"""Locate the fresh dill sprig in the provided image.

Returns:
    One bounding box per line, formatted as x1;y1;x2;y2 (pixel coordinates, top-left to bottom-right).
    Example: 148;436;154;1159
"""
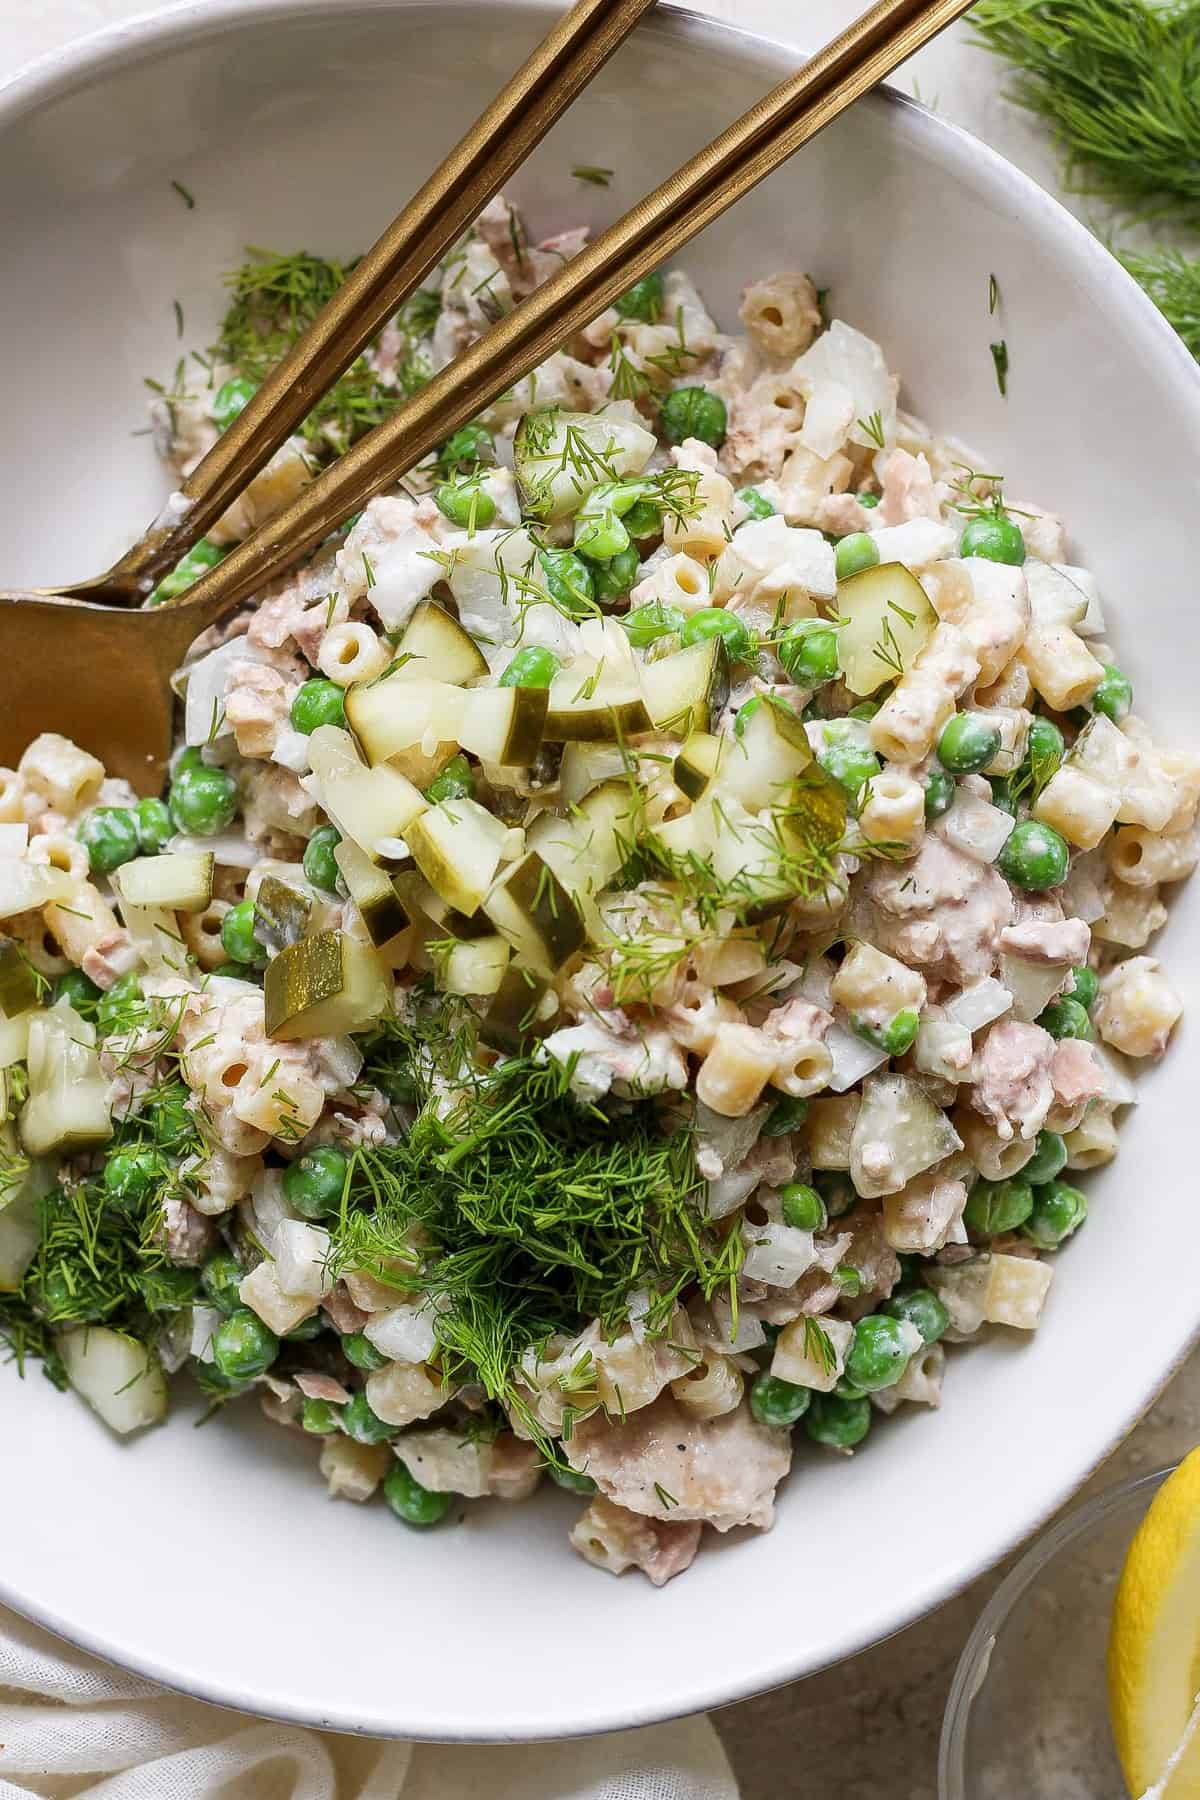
1119;247;1200;357
973;0;1200;225
327;996;737;1447
572;165;614;187
990;339;1010;397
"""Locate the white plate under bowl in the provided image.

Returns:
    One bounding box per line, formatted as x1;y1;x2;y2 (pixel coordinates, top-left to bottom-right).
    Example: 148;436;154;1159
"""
2;0;1199;1744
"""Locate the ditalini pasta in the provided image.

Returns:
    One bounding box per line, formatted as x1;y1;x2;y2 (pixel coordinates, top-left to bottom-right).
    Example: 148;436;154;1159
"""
0;195;1193;1584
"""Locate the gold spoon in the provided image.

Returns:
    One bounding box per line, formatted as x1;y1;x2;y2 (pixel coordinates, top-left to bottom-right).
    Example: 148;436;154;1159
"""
0;0;975;792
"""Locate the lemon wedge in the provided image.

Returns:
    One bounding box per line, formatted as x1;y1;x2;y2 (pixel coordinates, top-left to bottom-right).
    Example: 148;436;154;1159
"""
1109;1450;1200;1798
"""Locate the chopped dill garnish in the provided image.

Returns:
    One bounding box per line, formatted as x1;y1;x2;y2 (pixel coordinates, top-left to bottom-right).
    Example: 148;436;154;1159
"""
973;0;1200;225
990;339;1010;397
327;995;738;1448
857;409;886;449
988;272;1001;315
170;179;195;209
572;164;614;186
1119;247;1200;358
173;300;184;339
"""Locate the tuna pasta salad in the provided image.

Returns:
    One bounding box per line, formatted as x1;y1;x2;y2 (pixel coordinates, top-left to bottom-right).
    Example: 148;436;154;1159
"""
0;197;1194;1584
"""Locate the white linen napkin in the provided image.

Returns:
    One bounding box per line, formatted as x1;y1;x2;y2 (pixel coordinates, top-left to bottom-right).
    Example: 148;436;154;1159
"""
0;1604;738;1800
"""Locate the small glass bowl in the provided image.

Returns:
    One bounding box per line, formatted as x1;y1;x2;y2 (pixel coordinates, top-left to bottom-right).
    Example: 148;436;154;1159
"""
939;1466;1171;1799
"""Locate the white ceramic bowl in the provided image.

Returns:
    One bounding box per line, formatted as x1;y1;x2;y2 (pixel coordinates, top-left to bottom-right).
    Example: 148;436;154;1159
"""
3;0;1200;1744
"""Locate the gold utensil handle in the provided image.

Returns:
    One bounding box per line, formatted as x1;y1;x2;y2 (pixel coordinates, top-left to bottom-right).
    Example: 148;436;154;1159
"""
83;0;657;600
169;0;974;633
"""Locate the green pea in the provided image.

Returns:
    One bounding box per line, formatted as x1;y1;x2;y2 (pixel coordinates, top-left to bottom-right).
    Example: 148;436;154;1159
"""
134;796;172;855
615;272;665;323
779;1182;826;1232
622;601;685;648
282;1145;349;1220
883;1286;949;1345
1037;995;1092;1041
1022;1130;1068;1187
341;1391;397;1444
806;1392;871;1449
303;823;342;894
103;1145;162;1211
286;1313;325;1342
834;1265;863;1298
436;423;494;473
538;548;595;617
659;385;727;449
499;646;561;689
175;747;205;776
342;1330;388;1372
963;1177;1034;1237
738;487;776;521
815;722;881;811
681;608;754;663
761;1096;809;1137
591;545;641;603
853;1009;920;1056
988;776;1016;816
1023;1179;1087;1249
213;961;253;981
575;507;630;563
937;712;1002;775
220;898;263;969
301;1397;341;1435
778;622;839;686
623;499;663;541
813;1170;857;1220
1092;663;1133;723
1024;716;1065;782
212;1307;279;1381
834;1374;866;1400
290;677;347;736
749;1373;812;1428
138;1264;200;1312
378;1062;419;1107
997;819;1070;892
168;763;239;837
211;375;257;431
835;532;880;581
548;1463;597;1496
434;480;496;529
923;765;956;821
53;969;101;1016
959;514;1026;565
147;538;227;606
384;1459;451;1526
147;1081;195;1152
95;972;145;1037
845;1315;913;1393
1069;965;1099;1011
857;491;880;509
425;755;475;803
79;806;140;875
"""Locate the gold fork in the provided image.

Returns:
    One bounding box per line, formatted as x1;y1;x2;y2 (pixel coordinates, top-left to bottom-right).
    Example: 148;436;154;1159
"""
0;0;975;791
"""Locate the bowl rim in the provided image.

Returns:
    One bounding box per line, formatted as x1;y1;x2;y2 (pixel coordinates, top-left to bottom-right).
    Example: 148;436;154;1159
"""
3;0;1200;1743
937;1465;1174;1798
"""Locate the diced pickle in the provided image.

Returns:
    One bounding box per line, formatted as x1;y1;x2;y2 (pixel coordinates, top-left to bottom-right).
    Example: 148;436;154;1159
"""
264;930;389;1040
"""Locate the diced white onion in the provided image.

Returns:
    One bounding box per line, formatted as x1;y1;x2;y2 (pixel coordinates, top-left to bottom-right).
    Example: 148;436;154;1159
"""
179;636;269;747
272;728;312;774
740;1222;817;1287
1094;1044;1138;1108
944;978;1013;1033
708;1294;767;1353
363;1300;439;1364
694;1101;770;1177
1001;955;1069;1025
937;792;1014;864
190;1303;223;1363
869;518;957;568
705;1167;761;1220
824;1021;888;1092
1061;853;1107;925
273;1220;334;1302
168;831;259;869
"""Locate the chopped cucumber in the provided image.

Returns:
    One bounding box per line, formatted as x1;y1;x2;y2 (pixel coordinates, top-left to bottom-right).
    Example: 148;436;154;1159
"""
514;408;656;523
19;1004;112;1158
306;726;428;860
673;732;725;802
438;934;510;997
57;1327;168;1436
113;851;214;914
543;666;651;742
0;861;73;920
406;797;514;917
715;699;812;812
391;599;487;685
482;852;586;975
641;637;730;734
835;561;936;697
264;930;389;1040
479;966;549;1050
334;838;411;948
0;937;40;1015
456;685;548;766
254;875;314;951
345;674;467;767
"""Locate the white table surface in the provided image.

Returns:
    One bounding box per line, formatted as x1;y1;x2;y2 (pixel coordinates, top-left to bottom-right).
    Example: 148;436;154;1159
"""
4;4;1193;1796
